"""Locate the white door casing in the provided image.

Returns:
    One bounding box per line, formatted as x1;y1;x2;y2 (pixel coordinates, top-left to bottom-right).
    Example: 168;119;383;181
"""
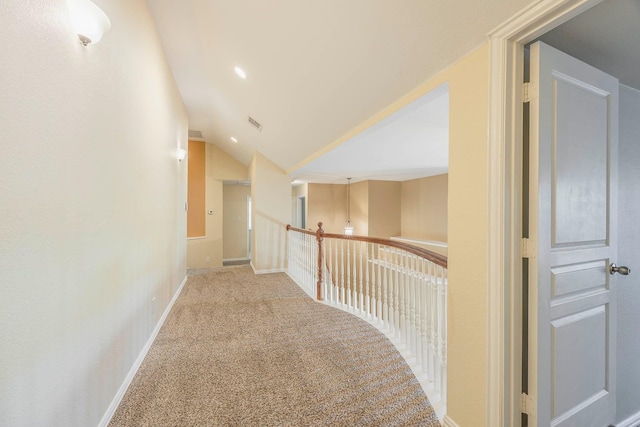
528;41;618;427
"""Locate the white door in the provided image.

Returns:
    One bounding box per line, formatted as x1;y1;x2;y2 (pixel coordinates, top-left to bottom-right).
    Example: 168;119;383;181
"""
528;41;619;427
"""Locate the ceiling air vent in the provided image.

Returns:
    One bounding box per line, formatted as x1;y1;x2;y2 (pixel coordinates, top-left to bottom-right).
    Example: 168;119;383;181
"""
248;116;262;132
188;129;203;138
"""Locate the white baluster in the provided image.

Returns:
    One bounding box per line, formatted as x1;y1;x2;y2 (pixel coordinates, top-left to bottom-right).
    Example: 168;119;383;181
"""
413;254;419;356
370;244;375;320
327;239;336;304
399;250;405;346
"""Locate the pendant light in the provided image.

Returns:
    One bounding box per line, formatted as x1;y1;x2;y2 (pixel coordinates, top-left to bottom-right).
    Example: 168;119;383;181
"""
344;178;355;235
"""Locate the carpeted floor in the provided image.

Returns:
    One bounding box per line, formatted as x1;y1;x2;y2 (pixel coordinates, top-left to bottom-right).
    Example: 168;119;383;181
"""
108;265;440;427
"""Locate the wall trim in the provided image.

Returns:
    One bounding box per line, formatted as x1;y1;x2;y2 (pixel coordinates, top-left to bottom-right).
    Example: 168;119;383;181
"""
616;410;640;427
442;415;461;427
97;274;188;427
486;34;509;427
486;0;605;426
250;261;285;275
222;257;251;262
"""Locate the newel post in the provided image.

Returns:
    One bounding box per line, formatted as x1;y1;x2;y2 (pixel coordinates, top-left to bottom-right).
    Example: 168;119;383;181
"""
316;222;324;301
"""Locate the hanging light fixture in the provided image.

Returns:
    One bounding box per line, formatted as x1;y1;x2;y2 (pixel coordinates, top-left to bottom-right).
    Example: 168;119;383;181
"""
344;178;355;235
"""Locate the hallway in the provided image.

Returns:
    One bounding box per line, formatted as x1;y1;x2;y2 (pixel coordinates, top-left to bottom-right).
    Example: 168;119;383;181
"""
108;266;439;426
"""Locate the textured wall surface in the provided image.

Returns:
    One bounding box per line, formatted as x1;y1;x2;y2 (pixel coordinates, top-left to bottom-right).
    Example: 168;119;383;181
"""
401;174;448;242
0;0;188;425
616;84;640;424
444;44;490;427
186;144;247;268
250;153;291;272
223;184;251;260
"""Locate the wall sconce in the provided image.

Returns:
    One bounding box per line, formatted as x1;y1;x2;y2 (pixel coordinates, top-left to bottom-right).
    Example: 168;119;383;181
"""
67;0;111;46
176;148;187;162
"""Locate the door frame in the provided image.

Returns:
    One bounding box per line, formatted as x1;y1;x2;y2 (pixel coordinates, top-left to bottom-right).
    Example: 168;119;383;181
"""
486;0;605;426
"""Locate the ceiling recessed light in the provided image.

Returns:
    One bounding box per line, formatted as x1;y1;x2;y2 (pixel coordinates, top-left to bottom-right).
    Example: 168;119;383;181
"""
234;66;247;79
230;136;238;143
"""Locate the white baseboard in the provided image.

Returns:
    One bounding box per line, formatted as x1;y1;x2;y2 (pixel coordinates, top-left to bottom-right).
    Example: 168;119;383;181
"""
285;271;316;299
442;415;460;427
250;261;284;275
617;410;640;427
222;257;250;262
97;274;188;427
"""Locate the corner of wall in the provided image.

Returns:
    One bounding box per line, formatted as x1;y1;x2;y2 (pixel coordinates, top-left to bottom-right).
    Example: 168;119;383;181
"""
442;415;461;427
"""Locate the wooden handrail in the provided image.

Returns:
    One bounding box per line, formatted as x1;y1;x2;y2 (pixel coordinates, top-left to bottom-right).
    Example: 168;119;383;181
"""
285;224;316;236
285;220;448;412
287;222;447;268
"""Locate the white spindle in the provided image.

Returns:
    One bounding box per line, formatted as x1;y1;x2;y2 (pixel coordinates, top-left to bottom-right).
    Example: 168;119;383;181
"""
285;226;447;416
364;241;370;316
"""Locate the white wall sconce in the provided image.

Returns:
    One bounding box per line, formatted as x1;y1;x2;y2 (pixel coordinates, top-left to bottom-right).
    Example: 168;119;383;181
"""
176;148;187;162
67;0;111;46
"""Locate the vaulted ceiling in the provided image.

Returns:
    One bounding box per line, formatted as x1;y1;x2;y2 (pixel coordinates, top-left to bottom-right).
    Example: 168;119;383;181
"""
146;0;533;178
147;0;638;183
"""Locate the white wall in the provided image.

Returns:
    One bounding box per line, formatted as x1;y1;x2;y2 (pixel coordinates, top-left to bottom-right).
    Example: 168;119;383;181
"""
616;84;640;424
0;1;188;426
250;152;290;273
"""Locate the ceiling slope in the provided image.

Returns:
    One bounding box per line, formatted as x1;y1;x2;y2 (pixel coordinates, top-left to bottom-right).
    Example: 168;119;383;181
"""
146;0;535;173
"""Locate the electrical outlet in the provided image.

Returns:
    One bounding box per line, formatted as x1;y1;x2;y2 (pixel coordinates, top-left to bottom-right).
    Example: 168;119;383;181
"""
206;256;210;262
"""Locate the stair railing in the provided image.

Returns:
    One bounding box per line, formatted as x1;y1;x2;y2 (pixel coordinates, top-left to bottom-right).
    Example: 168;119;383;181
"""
285;222;448;418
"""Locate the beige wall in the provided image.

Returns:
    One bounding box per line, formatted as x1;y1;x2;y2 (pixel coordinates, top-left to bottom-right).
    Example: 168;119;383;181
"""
401;174;448;242
444;44;489;426
307;183;347;233
0;1;188;425
292;183;307;198
350;181;369;236
291;183;308;228
223;184;251;260
307;180;402;238
187;140;206;237
187;144;247;268
306;180;370;235
299;45;491;426
250;153;291;273
368;180;401;238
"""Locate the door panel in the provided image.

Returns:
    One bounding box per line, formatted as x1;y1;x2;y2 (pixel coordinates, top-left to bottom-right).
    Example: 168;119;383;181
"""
551;260;606;298
552;306;606;417
553;76;609;246
528;41;618;427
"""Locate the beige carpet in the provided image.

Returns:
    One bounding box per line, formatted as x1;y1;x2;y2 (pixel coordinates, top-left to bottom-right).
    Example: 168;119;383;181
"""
109;265;440;427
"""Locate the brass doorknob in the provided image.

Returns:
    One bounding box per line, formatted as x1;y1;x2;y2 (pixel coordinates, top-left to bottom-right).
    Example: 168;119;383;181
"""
610;263;630;276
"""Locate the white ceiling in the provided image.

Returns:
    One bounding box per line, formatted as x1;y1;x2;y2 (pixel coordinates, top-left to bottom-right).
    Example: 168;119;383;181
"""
290;83;449;184
146;0;533;177
146;0;637;185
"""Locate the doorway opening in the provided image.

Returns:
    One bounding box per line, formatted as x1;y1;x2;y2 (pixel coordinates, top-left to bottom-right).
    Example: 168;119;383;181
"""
222;181;251;266
489;0;640;425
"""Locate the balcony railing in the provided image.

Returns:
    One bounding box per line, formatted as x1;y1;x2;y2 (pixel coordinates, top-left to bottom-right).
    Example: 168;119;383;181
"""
285;222;448;419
